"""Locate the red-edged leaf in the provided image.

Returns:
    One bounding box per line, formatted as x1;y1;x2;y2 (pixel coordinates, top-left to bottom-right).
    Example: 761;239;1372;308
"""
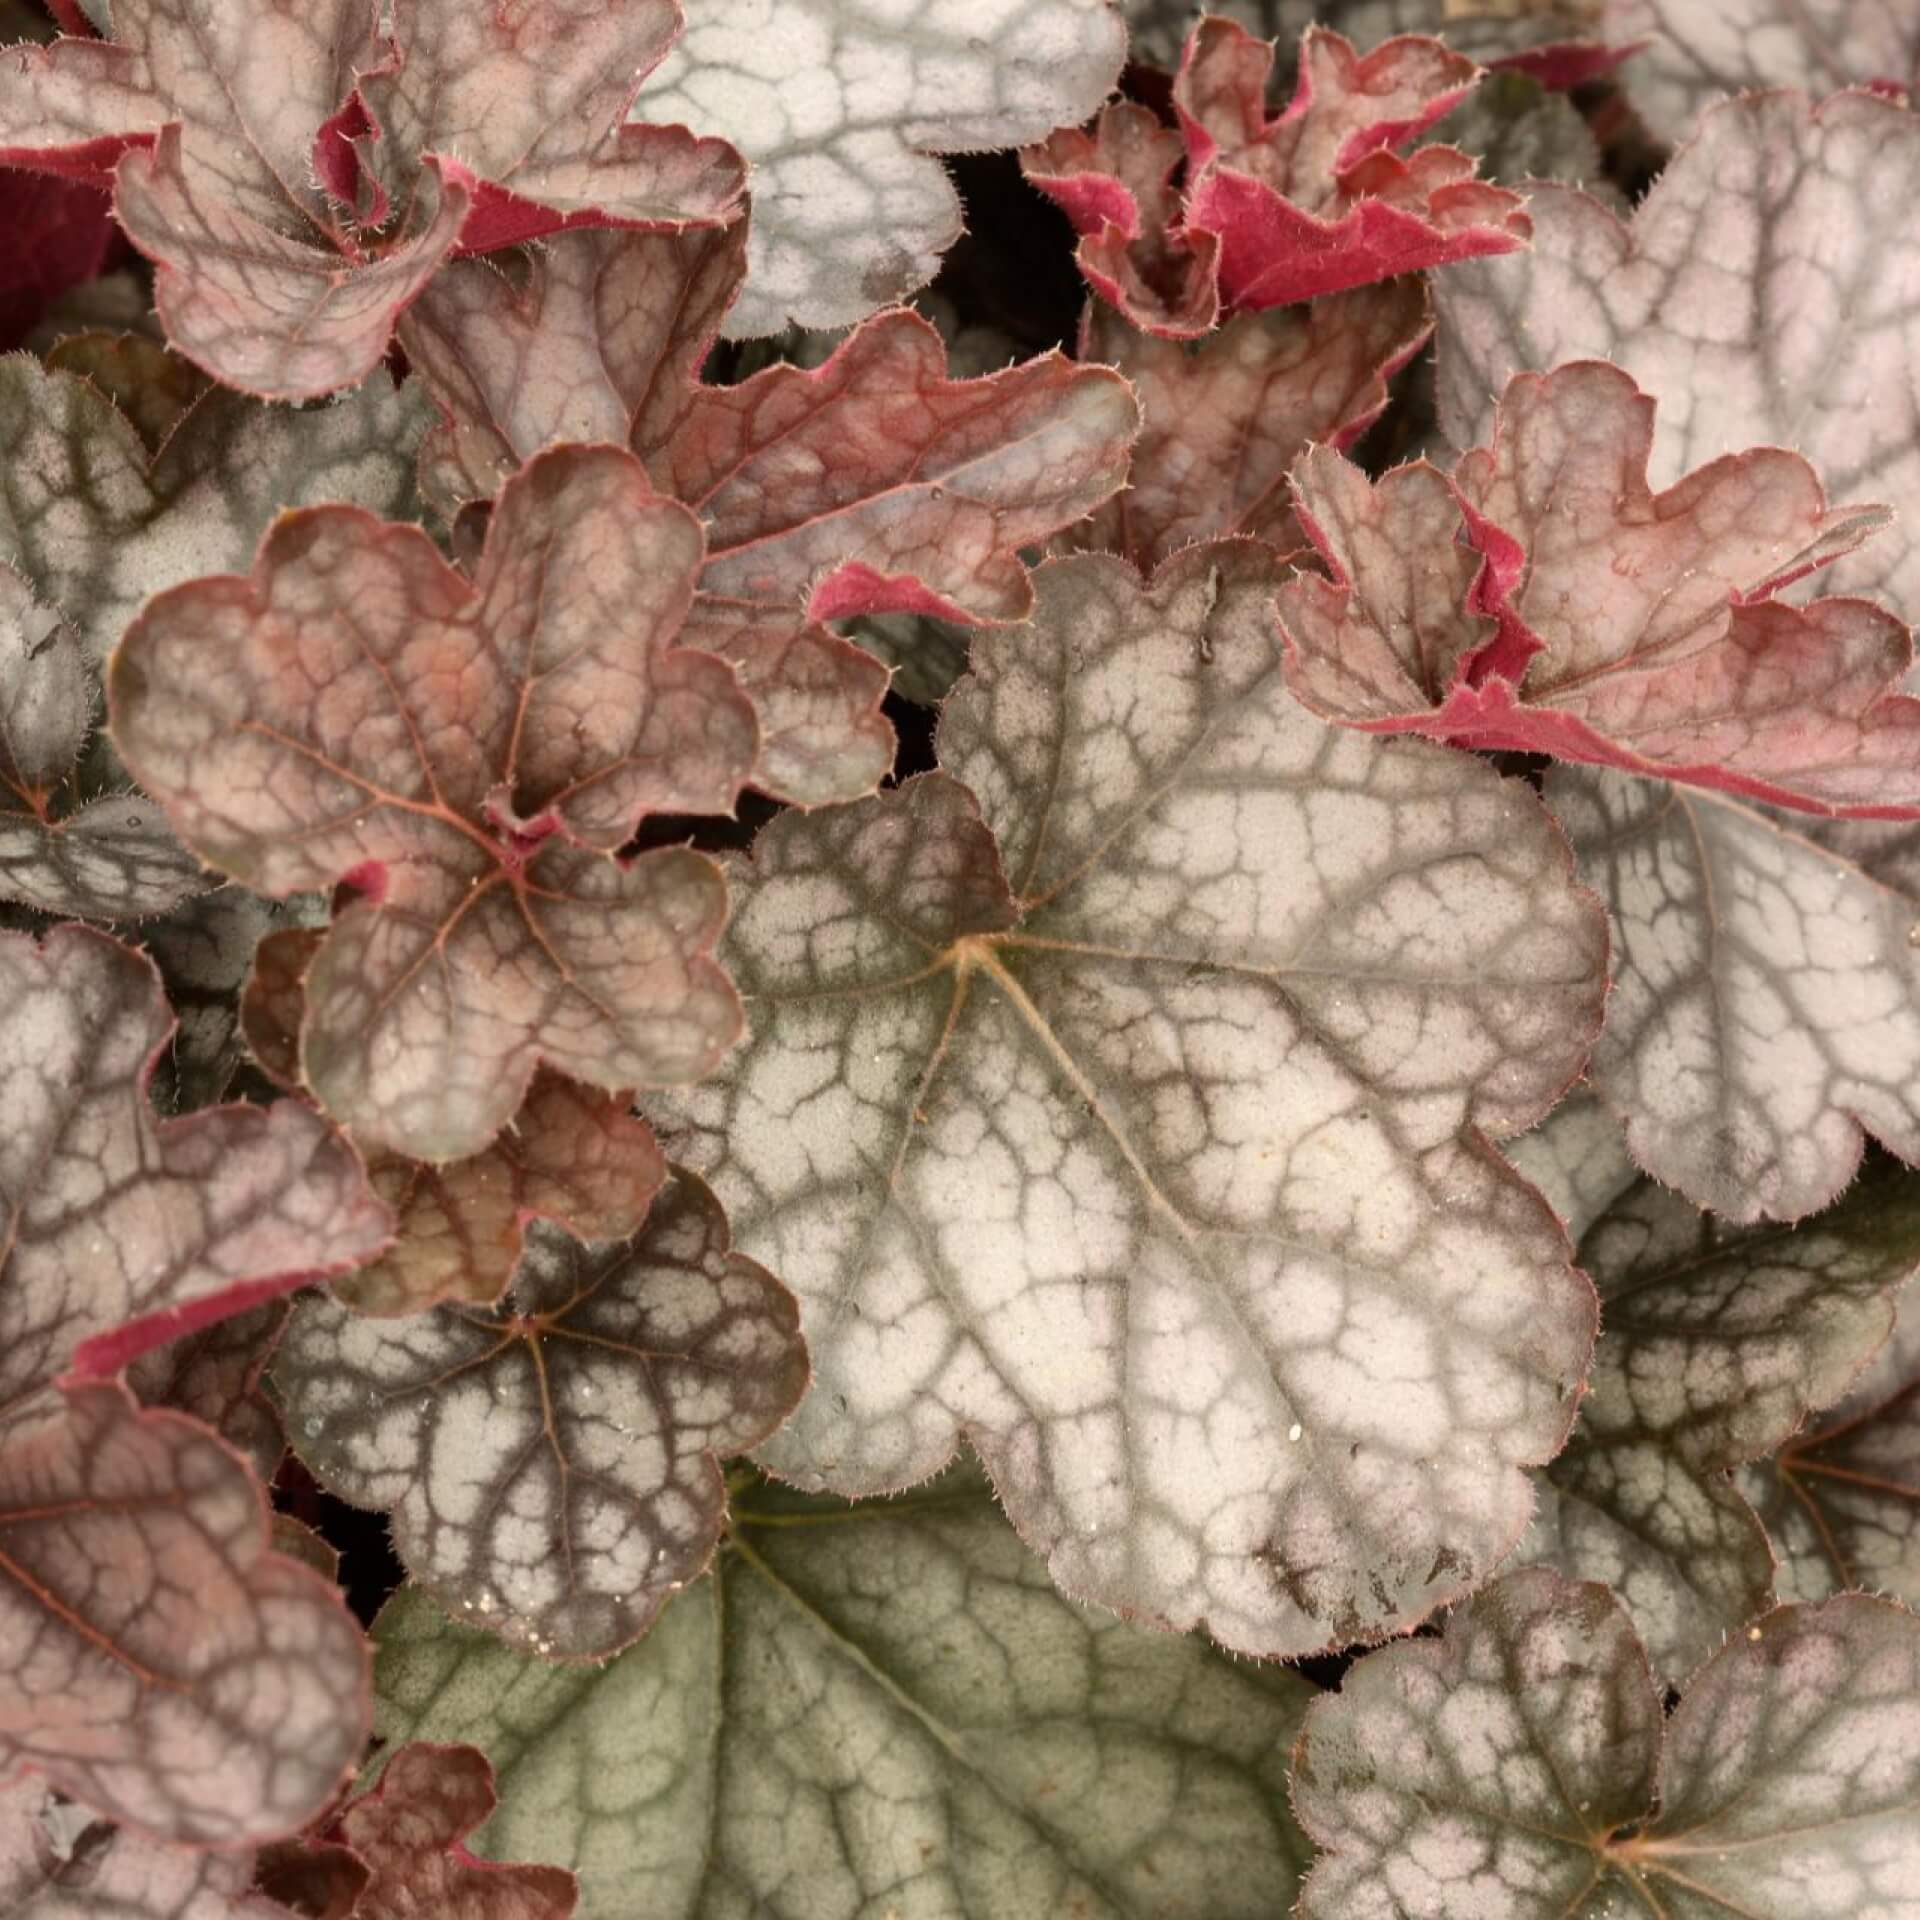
0;1382;371;1846
0;1;744;398
0;922;390;1401
0;167;117;350
274;1170;807;1660
1070;277;1430;572
1279;361;1920;818
1175;18;1530;311
399;224;1140;804
110;443;755;1163
127;1300;289;1481
244;924;668;1315
337;1745;575;1918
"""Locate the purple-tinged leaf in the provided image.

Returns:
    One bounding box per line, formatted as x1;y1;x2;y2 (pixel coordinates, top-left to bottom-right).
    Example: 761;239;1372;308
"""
0;0;745;396
0;1382;372;1845
0;567;204;920
1069;277;1430;572
1607;0;1920;142
1175;19;1532;312
1434;90;1920;616
275;1171;806;1661
654;542;1607;1656
332;1745;576;1919
0;168;117;351
111;443;756;1164
126;1299;289;1482
370;1466;1319;1917
1548;770;1920;1221
400;226;1139;803
1;1773;299;1918
1517;1164;1920;1678
0;922;390;1408
628;0;1126;337
0;355;431;666
1295;1574;1920;1920
242;927;667;1316
1280;361;1920;817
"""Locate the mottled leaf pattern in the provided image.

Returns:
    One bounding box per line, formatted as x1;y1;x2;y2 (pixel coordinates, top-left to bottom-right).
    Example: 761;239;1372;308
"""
1295;1573;1920;1920
243;927;666;1316
1548;769;1920;1220
1069;278;1430;573
0;0;744;396
1518;1167;1920;1678
0;1384;372;1846
275;1171;805;1659
628;0;1126;336
337;1744;577;1920
401;224;1139;803
1280;361;1920;816
372;1467;1318;1919
125;1299;288;1481
656;542;1606;1655
1435;91;1920;615
0;922;390;1404
111;443;755;1162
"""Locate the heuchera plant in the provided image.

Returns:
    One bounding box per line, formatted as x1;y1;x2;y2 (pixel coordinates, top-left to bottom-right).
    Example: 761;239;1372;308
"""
3;2;1919;1915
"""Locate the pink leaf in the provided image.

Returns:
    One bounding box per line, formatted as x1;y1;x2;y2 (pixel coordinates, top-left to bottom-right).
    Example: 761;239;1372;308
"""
1278;361;1920;817
0;922;390;1400
110;443;757;1163
337;1745;576;1918
0;167;118;350
0;1;745;398
0;1383;371;1846
399;225;1140;804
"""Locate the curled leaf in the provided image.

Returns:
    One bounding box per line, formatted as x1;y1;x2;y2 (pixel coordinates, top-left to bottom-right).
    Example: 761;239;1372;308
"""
656;542;1606;1655
111;443;756;1163
275;1170;806;1660
1280;361;1920;817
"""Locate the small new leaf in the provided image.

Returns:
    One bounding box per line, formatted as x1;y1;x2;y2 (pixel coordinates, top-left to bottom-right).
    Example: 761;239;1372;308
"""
111;443;757;1163
274;1171;806;1660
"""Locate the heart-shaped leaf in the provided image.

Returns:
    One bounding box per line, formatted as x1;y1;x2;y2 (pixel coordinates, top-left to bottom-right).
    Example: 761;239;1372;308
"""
399;224;1140;804
628;0;1125;337
0;1382;372;1846
1434;90;1920;615
0;0;745;396
333;1744;577;1920
1517;1163;1920;1678
1294;1571;1920;1919
1066;277;1430;573
1547;769;1920;1220
1280;360;1920;817
111;442;757;1164
273;1171;806;1660
654;541;1607;1655
0;921;390;1404
371;1466;1319;1918
242;926;666;1316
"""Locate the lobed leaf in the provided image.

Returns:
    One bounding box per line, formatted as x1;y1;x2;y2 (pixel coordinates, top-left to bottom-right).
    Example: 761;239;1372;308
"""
371;1467;1318;1918
628;0;1126;337
1280;360;1920;817
273;1171;807;1661
0;1383;372;1846
1294;1572;1920;1920
243;927;666;1316
1517;1165;1920;1678
401;225;1139;804
1069;277;1430;573
655;542;1607;1655
1548;770;1920;1220
334;1744;577;1920
1606;0;1920;142
111;442;756;1163
0;921;390;1407
0;0;745;396
1434;90;1920;616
